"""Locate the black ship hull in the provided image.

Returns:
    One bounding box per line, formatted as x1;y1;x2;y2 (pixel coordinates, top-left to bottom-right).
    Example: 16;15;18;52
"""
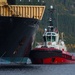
0;16;39;63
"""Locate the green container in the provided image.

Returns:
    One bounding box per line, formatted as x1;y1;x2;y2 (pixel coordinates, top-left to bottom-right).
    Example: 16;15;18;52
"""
16;0;25;5
7;0;43;5
7;0;25;5
7;0;16;5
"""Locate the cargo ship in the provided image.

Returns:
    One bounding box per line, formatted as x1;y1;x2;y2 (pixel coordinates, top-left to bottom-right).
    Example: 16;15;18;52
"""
29;5;75;64
0;0;45;64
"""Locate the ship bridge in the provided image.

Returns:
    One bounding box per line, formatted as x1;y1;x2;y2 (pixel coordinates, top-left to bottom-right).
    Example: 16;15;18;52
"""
0;0;45;20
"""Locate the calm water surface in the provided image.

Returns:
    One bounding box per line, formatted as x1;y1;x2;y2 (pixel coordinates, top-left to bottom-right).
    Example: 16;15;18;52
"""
0;64;75;75
0;53;75;75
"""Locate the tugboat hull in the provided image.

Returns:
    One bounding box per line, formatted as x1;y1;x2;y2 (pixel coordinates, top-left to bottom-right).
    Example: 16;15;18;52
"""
30;48;75;64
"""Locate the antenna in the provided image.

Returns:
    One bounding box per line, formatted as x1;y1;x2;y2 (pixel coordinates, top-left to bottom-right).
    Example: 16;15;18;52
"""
49;5;54;23
47;5;55;32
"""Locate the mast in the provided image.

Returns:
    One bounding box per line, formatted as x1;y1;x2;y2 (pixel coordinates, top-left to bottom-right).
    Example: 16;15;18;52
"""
43;5;55;47
48;5;54;32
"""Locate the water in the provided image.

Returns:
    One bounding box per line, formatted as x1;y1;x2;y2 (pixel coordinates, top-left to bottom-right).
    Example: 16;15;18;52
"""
0;64;75;75
0;53;75;75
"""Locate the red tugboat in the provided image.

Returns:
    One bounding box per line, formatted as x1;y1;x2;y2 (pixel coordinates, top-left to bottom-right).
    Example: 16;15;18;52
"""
29;5;75;64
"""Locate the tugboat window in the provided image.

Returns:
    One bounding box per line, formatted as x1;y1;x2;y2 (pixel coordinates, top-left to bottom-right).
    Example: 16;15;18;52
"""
47;36;56;42
47;36;51;41
52;36;56;42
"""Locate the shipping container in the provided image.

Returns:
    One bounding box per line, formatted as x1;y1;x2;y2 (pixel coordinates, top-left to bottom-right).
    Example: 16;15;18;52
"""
7;0;44;5
0;5;45;20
